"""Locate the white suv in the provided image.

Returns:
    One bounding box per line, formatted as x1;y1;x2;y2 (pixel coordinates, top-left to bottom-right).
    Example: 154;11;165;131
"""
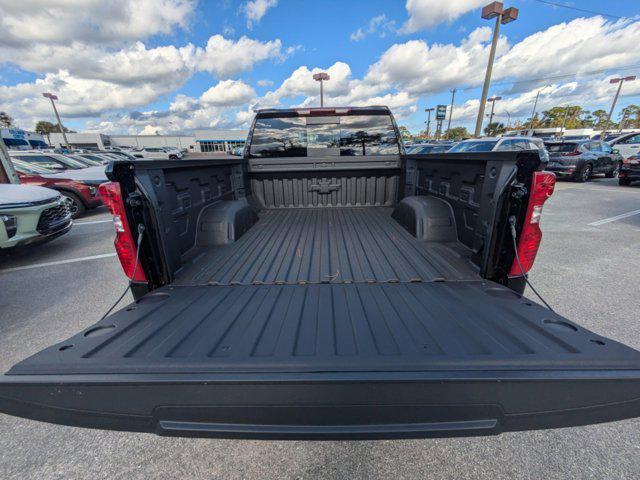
130;147;183;160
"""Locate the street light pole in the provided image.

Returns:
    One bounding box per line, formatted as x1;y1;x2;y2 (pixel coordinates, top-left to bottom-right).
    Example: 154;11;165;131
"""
425;108;434;138
604;76;636;137
42;92;70;148
313;72;330;107
487;96;501;133
447;88;457;134
474;2;518;137
528;86;548;130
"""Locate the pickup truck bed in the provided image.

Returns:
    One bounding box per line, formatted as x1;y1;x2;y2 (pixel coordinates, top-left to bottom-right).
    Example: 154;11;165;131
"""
2;108;640;440
176;207;478;285
9;279;637;376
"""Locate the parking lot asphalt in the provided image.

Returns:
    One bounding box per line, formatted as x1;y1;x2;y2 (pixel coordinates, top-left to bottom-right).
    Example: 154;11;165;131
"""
0;178;639;480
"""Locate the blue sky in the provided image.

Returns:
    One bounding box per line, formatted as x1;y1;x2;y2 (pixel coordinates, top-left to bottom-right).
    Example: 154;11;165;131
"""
1;0;639;134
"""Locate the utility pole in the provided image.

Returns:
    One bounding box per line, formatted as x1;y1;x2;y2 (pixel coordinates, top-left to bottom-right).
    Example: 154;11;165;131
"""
313;72;330;107
42;92;70;148
447;88;457;134
474;2;518;137
604;76;636;137
487;96;501;133
425;108;434;139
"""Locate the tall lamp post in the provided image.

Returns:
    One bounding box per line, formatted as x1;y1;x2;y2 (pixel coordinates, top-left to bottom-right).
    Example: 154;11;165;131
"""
603;76;636;137
528;85;548;130
473;2;518;137
42;92;70;148
425;108;434;138
486;96;502;132
313;72;330;107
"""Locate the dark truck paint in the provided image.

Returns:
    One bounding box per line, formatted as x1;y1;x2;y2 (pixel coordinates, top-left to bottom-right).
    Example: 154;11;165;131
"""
2;106;640;440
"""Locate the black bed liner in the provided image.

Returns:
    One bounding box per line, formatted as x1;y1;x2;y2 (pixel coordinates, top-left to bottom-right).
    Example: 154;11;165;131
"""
4;280;640;439
9;280;640;376
177;207;478;285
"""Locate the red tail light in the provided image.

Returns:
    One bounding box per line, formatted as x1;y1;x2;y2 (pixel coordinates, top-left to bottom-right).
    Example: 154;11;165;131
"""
509;171;556;276
98;182;147;282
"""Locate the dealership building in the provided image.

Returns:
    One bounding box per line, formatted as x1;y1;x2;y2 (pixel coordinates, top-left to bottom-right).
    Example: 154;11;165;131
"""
47;129;248;153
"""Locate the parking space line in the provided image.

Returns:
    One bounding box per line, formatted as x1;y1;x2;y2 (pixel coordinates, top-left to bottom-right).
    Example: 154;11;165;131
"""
0;253;117;274
588;209;640;226
74;219;112;225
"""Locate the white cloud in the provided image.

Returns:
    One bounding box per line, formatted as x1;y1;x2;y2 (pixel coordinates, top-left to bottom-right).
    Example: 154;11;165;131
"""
494;17;640;82
365;16;640;100
350;29;366;42
350;14;396;42
257;79;274;87
200;80;256;106
0;0;291;129
195;35;287;78
255;61;414;113
365;27;502;95
400;0;485;33
139;124;164;135
449;78;640;127
0;0;195;45
0;33;288;128
243;0;278;29
0;71;180;123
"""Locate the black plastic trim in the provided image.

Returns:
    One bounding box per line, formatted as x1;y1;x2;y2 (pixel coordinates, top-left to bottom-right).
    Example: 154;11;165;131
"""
1;370;640;439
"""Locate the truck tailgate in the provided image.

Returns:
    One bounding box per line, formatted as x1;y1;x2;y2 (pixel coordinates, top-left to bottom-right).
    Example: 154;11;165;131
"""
2;280;640;439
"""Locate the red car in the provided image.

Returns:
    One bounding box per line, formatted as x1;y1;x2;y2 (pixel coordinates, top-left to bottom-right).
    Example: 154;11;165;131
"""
12;159;102;218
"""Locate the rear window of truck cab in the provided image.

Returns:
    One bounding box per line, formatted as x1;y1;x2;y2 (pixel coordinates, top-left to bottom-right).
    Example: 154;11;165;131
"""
248;112;400;157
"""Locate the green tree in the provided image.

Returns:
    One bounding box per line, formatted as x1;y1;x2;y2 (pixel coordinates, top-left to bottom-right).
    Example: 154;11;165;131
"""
590;109;610;130
484;122;506;136
34;120;74;134
398;125;413;141
0;111;14;128
444;126;470;140
619;104;640;129
35;120;58;144
540;106;591;129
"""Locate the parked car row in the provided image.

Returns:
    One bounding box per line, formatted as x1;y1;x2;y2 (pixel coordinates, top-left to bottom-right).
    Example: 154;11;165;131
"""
406;135;636;186
8;151;108;219
101;145;186;160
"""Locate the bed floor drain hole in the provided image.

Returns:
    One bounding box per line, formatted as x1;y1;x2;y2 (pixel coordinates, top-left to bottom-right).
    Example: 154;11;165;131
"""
59;345;74;351
543;319;578;332
84;325;117;337
590;339;606;345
